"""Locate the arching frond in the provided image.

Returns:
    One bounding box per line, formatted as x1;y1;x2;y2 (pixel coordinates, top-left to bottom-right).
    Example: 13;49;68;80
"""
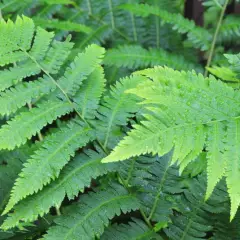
104;45;201;71
3;120;94;214
43;184;140;240
103;66;240;219
120;3;211;51
1;149;116;229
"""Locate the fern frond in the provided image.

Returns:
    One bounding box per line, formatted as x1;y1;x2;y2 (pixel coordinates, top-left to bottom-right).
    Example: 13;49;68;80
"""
3;120;94;215
33;18;93;34
207;66;238;82
101;218;163;240
120;3;211;51
43;184;140;240
164;175;229;239
103;66;240;219
119;153;184;223
41;40;74;74
104;45;200;71
57;44;105;96
212;211;240;240
0;63;41;91
0;148;31;212
96;74;146;149
74;66;106;119
1;149;116;229
0;16;34;58
30;27;54;61
0;98;73;150
219;15;240;43
0;77;55;116
224;119;240;220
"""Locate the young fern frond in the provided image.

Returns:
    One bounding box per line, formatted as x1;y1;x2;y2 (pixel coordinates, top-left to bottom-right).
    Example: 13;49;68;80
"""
104;45;201;71
2;149;116;230
103;66;240;219
43;184;140;240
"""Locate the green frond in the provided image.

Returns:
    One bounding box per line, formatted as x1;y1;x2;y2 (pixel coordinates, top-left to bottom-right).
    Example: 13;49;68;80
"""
30;27;54;61
219;15;240;43
164;175;229;239
104;45;200;71
0;16;34;56
205;122;226;199
3;120;94;215
103;66;240;219
74;24;110;50
74;66;106;119
212;211;240;239
0;63;41;91
43;184;140;240
119;153;184;223
0;77;55;116
101;218;163;240
33;18;93;34
207;66;238;82
120;3;211;51
41;40;74;74
0;98;73;150
0;147;32;212
1;149;116;229
224;53;240;75
40;0;75;5
58;44;105;96
96;74;146;149
224;119;240;220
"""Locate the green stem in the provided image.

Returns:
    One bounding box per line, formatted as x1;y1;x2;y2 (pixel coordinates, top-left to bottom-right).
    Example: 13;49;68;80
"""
56;205;61;216
204;0;229;77
117;173;152;228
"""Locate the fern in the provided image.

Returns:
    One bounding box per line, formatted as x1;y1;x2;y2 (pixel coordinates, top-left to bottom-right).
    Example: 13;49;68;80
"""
1;3;240;239
104;45;201;71
164;175;229;239
3;120;95;214
101;218;163;240
1;149;116;229
120;3;212;51
43;184;140;240
104;66;240;219
96;74;146;149
33;18;93;34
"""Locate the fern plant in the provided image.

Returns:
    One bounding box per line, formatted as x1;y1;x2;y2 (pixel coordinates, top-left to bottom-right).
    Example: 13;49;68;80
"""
1;1;240;239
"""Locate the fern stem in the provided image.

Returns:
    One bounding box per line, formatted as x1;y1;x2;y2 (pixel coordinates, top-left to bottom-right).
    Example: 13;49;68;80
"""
108;0;115;29
27;103;43;141
117;172;152;229
56;206;61;216
128;0;137;42
204;0;229;77
147;159;171;221
86;0;92;15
